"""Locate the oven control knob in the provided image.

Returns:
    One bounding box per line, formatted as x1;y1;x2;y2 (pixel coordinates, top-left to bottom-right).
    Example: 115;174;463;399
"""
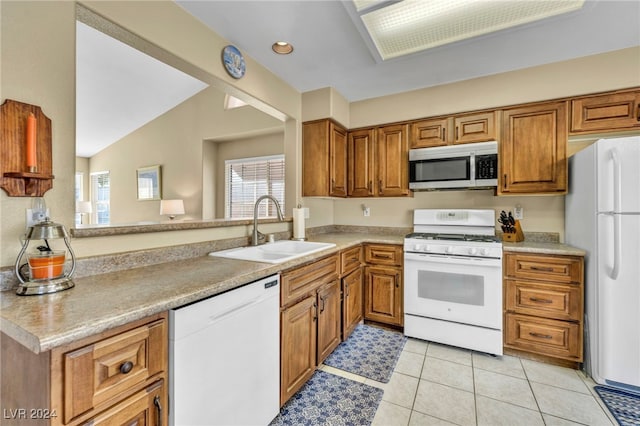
480;248;490;256
414;244;423;251
445;246;454;254
468;248;478;255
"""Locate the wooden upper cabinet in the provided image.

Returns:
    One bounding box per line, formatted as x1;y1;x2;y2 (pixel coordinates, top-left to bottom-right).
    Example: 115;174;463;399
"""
454;111;498;144
410;117;452;148
377;124;410;197
570;90;640;133
499;101;568;195
302;119;347;197
348;128;376;196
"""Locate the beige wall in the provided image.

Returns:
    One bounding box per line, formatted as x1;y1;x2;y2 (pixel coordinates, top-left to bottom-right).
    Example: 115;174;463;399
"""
87;86;283;224
1;1;76;268
213;132;285;218
0;1;300;268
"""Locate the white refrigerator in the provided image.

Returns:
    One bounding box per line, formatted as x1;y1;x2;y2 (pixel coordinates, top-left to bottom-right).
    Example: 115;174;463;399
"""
565;135;640;391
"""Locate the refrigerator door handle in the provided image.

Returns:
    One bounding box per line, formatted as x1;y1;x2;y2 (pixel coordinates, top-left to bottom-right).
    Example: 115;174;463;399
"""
609;148;622;279
612;213;621;279
601;211;622;280
610;148;622;213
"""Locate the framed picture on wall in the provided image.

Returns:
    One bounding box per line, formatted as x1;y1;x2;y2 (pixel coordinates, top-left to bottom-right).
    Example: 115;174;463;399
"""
136;165;162;200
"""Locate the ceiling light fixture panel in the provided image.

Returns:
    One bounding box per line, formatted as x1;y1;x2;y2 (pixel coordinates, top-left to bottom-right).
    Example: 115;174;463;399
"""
360;0;585;60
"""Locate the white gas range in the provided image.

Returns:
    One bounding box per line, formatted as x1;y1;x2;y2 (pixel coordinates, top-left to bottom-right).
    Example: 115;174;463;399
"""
404;209;503;355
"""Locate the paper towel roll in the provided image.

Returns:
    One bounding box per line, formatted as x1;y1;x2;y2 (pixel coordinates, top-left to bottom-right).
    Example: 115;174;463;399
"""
292;208;306;240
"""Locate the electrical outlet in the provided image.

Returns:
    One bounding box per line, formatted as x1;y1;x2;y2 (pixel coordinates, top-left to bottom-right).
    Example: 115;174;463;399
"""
302;207;310;219
514;206;524;220
363;207;371;217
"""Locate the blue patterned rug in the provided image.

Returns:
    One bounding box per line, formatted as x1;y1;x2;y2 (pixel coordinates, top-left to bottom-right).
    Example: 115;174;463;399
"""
323;324;407;383
270;370;383;425
594;385;640;426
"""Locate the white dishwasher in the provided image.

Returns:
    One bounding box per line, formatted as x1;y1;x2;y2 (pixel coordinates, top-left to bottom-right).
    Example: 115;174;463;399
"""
169;274;280;426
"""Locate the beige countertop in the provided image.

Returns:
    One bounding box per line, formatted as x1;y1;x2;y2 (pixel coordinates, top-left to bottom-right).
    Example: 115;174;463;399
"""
0;232;583;354
0;233;402;354
502;241;586;256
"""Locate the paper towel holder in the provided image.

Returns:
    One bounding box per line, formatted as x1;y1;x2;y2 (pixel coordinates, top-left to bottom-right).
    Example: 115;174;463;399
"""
291;205;307;241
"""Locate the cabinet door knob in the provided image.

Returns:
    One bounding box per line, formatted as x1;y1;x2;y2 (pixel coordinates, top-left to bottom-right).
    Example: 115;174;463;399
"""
120;361;134;374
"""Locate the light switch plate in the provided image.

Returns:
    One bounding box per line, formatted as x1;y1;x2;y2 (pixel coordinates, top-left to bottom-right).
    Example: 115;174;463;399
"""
302;207;309;219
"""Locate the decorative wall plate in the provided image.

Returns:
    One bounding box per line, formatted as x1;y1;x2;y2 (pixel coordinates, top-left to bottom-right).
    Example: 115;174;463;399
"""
222;45;246;79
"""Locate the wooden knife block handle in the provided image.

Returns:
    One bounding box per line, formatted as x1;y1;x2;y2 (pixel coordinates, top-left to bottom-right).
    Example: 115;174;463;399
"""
502;220;525;242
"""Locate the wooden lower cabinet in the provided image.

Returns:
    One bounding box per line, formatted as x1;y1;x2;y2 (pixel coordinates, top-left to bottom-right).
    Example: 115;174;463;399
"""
0;312;168;426
317;279;342;364
280;295;317;405
364;266;403;327
89;379;165;426
503;252;584;367
280;255;340;406
342;267;364;339
363;244;403;327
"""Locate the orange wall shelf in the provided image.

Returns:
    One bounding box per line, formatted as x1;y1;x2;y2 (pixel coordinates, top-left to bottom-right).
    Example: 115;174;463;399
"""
0;99;55;197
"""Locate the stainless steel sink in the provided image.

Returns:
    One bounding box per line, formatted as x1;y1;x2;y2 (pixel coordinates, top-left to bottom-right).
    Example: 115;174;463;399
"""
208;240;336;264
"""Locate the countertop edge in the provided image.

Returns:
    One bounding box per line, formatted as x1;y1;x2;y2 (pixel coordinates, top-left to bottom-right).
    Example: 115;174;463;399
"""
502;242;587;257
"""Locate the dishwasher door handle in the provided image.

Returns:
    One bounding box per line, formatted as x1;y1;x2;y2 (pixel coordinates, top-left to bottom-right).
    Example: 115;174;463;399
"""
208;296;264;323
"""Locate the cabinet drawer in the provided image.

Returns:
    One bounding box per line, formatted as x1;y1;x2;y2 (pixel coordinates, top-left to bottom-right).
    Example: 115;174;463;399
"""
340;245;362;276
505;279;582;321
505;313;582;361
281;254;339;307
89;379;165;426
504;253;583;283
365;244;403;266
63;318;167;423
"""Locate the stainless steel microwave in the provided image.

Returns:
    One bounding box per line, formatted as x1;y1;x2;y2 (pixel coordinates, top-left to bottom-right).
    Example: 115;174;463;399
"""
409;141;498;190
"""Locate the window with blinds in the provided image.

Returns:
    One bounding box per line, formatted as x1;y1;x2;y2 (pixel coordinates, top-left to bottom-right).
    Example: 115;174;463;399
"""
225;155;285;219
90;171;110;225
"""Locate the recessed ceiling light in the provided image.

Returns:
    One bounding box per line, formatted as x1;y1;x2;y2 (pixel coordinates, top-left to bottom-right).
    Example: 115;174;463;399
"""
272;41;294;55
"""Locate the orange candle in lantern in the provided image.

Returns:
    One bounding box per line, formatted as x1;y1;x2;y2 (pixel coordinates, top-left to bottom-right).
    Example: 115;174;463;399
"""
26;113;37;172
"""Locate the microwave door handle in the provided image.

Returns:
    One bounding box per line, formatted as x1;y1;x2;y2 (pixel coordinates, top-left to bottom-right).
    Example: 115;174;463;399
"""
469;153;476;183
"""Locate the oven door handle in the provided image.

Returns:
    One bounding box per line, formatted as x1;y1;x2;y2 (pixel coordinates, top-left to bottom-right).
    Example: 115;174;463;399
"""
404;252;502;267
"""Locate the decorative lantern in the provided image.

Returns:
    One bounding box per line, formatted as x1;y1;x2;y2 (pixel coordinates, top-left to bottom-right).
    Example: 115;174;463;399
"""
14;218;76;296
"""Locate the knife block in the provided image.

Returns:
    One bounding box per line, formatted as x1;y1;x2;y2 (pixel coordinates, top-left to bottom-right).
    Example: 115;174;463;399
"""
502;220;525;242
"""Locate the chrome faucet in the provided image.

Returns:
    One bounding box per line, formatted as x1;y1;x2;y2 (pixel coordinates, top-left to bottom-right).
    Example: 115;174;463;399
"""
252;195;284;246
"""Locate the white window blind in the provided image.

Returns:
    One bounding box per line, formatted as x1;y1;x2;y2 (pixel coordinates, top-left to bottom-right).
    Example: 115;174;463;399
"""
90;171;110;225
225;155;285;219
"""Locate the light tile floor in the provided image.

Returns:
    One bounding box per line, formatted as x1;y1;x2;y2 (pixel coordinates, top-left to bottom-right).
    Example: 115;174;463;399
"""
319;338;617;426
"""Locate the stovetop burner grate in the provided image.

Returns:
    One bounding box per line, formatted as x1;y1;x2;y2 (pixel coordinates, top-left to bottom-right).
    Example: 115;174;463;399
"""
405;232;501;243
